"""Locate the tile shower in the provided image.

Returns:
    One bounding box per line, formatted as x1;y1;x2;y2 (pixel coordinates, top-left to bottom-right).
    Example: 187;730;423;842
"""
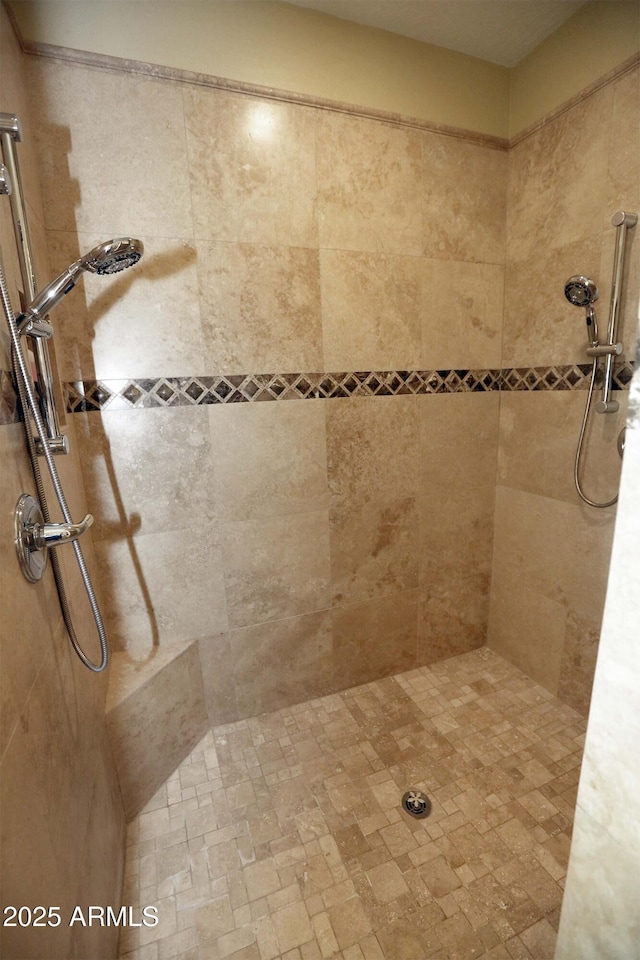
0;4;638;958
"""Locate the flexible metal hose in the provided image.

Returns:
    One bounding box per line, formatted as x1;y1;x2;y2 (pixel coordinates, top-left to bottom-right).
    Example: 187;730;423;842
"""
0;255;108;671
574;357;618;509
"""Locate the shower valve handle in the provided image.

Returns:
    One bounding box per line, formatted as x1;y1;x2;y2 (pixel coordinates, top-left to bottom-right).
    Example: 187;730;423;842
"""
33;513;94;548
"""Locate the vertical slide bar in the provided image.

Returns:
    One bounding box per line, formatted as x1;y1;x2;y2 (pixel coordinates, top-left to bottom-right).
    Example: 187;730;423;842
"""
0;112;68;453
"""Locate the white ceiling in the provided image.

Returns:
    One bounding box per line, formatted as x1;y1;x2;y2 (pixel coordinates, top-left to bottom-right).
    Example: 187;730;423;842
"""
285;0;588;67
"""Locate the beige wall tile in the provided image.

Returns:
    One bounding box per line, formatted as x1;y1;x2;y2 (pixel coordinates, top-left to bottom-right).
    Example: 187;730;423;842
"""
320;249;422;370
230;610;334;717
28;59;193;237
507;85;612;262
184;88;317;247
209;400;328;521
419;571;489;663
107;642;208;818
557;613;600;717
487;485;616;694
326;396;419;508
606;66;640;221
421;259;503;369
494;485;615;625
45;232;202;381
221;511;331;628
488;568;568;694
419;392;499;491
332;589;418;688
502;234;603;368
418;485;494;662
95;523;228;655
422;134;506;265
317;113;422;255
75;407;216;541
497;391;627;506
330;497;419;606
198;241;322;373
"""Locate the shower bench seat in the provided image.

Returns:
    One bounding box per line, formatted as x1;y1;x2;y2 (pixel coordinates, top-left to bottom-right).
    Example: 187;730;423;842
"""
105;638;209;820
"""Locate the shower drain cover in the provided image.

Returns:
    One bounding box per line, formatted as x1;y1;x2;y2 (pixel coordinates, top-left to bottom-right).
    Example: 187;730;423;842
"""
402;789;432;819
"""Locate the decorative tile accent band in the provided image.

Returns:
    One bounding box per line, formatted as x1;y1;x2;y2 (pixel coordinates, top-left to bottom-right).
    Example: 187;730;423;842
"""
63;362;635;412
0;362;635;422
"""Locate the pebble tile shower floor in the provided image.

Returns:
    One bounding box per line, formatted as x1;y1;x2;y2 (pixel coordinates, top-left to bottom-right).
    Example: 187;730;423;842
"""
119;649;586;960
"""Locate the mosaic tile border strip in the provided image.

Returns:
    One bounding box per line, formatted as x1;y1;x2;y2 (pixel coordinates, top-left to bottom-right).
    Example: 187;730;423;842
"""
0;362;635;421
62;363;635;412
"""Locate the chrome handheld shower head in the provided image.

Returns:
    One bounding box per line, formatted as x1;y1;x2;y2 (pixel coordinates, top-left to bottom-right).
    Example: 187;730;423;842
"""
80;237;143;276
23;237;144;325
564;275;600;346
564;275;599;307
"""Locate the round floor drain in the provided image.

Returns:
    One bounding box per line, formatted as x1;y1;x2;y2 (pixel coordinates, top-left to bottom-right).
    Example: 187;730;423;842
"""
402;790;432;819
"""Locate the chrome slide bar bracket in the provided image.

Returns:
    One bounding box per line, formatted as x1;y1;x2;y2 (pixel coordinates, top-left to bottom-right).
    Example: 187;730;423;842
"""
597;209;638;414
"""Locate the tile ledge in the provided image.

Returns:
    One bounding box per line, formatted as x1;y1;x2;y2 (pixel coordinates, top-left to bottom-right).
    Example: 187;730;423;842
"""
106;637;196;713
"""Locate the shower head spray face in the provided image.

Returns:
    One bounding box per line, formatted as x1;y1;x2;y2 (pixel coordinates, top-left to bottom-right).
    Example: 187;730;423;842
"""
564;275;600;346
24;237;144;322
564;275;599;307
80;237;144;276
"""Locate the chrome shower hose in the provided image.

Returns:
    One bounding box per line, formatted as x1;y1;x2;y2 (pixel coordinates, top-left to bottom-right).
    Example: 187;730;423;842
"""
0;256;108;671
574;357;618;509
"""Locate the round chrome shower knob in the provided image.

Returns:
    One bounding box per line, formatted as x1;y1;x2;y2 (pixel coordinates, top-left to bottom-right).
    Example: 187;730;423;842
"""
14;493;48;583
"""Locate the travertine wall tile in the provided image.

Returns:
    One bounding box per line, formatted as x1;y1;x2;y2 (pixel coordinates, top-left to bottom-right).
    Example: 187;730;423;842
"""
209;399;329;522
221;511;331;629
316;112;423;256
497;391;628;505
95;523;228;655
507;85;612;263
183;88;318;247
422;132;507;264
501;234;603;368
421;259;504;369
488;485;616;696
320;249;423;371
332;589;419;688
230;610;334;717
198;241;322;373
28;59;193;238
75;406;216;540
330;497;419;606
326;396;419;508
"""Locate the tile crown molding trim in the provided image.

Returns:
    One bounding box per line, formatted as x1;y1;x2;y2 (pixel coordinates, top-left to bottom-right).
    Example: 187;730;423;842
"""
510;52;640;147
15;36;508;150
